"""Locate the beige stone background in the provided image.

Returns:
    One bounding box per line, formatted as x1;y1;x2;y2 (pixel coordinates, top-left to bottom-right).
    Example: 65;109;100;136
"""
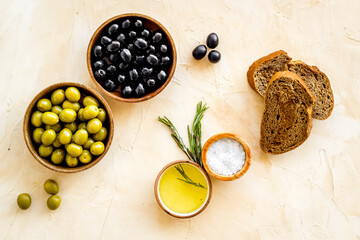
0;0;360;239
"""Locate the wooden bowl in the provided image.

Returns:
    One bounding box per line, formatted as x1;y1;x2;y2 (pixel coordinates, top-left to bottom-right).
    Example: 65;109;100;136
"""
87;13;177;103
23;82;114;173
202;133;251;181
154;160;212;218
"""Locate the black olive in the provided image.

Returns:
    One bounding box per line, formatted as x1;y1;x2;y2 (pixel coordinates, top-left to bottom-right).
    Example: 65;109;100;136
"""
192;45;207;60
127;43;135;53
134;19;142;28
94;69;106;79
141;67;153;77
160;44;168;53
108;52;120;62
100;36;112;46
157;70;167;81
152;32;162;43
129;31;137;38
93;45;103;58
103;79;118;91
122;85;132;97
107;41;121;52
147;45;156;54
120;49;132;63
135;83;145;96
147;79;156;87
206;33;219;49
141;29;150;38
208;50;221;63
119;62;129;70
116;33;126;43
134;38;148;49
121;19;131;29
147;54;158;65
161;56;170;66
106;65;117;75
108;24;119;36
93;60;106;69
135;55;145;64
129;69;139;81
117;75;126;84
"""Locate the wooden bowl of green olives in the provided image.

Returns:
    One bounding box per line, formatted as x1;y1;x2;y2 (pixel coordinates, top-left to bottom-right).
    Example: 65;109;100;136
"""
23;82;114;173
87;13;177;103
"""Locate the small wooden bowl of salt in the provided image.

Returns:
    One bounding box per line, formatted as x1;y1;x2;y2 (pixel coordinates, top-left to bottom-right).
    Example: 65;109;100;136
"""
202;133;251;181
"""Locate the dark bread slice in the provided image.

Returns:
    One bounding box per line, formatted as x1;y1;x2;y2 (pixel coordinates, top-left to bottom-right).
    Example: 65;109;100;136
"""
260;71;315;154
287;60;334;120
247;50;292;97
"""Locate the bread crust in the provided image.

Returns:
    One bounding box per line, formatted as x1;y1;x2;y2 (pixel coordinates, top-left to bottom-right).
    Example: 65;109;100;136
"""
260;71;315;154
247;50;290;95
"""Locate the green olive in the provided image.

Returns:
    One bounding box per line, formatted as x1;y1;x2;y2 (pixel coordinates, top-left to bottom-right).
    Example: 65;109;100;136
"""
17;193;31;210
65;87;81;102
66;143;83;157
93;127;107;141
90;141;105;156
52;134;62;148
41;112;59;125
78;122;86;130
51;149;65;164
73;129;88;145
33;127;45;144
97;108;106;122
45;122;62;132
65;154;78;167
59;128;72;145
51;105;62;115
87;118;102;134
59;109;77;123
51;89;65;105
83;96;99;107
41;129;56;146
39;145;53;157
37;98;52;112
47;195;61;210
79;150;92;164
83;138;94;149
31;111;43;127
64;122;77;133
77;108;85;121
83;105;99;120
62;100;81;112
44;179;59;194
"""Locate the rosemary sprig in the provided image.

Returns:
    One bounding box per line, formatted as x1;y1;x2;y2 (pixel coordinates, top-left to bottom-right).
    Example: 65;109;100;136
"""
175;164;207;189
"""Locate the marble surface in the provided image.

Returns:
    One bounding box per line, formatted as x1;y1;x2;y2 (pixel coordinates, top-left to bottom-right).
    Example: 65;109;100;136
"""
1;0;360;239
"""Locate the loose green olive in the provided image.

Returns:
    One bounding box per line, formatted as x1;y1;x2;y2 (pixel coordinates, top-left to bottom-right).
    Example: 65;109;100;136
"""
83;138;94;149
78;122;87;130
78;108;85;121
41;112;59;125
62;100;80;112
66;143;83;157
83;105;99;120
87;118;102;134
65;87;81;102
73;129;88;145
39;145;53;157
33;127;45;144
47;195;61;210
64;122;77;133
83;96;99;107
93;127;107;141
97;108;106;122
37;98;52;112
59;128;72;145
90;141;105;156
17;193;31;210
45;122;62;132
51;105;62;115
51;89;65;105
31;111;43;127
44;179;59;194
59;109;77;123
52;134;62;148
41;129;56;146
51;149;65;164
79;150;92;164
65;154;78;167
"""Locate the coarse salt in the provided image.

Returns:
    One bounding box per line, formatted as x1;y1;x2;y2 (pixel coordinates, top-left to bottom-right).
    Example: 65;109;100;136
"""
206;138;245;176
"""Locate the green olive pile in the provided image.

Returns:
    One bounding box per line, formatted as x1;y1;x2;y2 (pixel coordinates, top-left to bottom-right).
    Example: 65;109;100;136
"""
30;86;108;167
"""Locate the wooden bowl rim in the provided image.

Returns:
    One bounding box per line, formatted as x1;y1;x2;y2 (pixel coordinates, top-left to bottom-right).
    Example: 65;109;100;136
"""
202;133;251;181
23;82;114;173
154;160;212;219
86;13;177;103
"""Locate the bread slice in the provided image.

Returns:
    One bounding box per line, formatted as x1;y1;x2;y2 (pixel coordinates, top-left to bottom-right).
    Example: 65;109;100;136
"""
287;60;334;120
247;50;292;97
260;71;315;154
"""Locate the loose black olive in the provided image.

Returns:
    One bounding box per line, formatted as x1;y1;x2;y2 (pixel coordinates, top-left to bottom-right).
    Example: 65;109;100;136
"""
134;38;148;49
192;45;207;60
117;75;126;84
208;50;221;63
93;60;106;69
129;31;137;38
122;86;132;97
135;83;145;96
108;24;119;36
161;56;170;66
141;67;153;77
121;19;131;29
107;41;121;52
94;69;106;79
116;33;126;43
160;44;168;53
100;36;112;46
147;79;156;87
141;29;150;38
157;70;167;81
129;69;139;81
147;54;159;65
106;65;117;75
109;52;120;62
118;62;129;70
103;79;118;91
206;33;219;49
134;55;145;64
93;45;103;58
120;49;132;63
152;32;162;42
134;20;142;28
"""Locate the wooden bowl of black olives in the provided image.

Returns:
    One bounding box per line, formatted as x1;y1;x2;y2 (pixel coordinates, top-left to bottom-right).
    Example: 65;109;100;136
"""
23;82;114;173
87;13;177;103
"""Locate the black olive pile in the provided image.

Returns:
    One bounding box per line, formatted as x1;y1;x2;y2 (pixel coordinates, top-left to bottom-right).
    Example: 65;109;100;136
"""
91;18;172;98
192;33;221;63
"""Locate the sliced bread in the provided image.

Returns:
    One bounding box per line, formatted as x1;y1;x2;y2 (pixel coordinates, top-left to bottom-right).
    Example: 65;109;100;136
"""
247;50;292;97
287;60;334;120
260;71;315;154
